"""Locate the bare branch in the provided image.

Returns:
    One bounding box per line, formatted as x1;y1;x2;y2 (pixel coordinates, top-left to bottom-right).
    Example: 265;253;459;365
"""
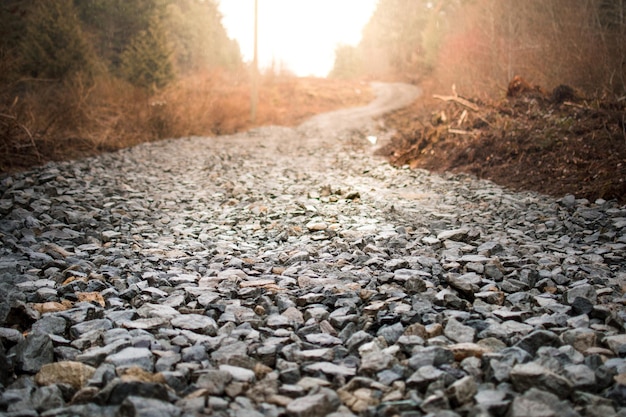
432;94;480;111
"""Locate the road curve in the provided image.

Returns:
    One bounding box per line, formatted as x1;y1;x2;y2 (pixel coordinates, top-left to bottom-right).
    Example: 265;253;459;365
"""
297;82;421;136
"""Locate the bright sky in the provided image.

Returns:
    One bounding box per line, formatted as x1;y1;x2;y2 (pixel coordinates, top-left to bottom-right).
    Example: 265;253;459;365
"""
218;0;378;77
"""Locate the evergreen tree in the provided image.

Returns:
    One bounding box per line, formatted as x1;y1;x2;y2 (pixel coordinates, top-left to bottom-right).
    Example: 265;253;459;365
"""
331;0;464;78
75;0;168;71
360;0;425;75
19;0;95;79
119;15;174;92
330;45;362;79
0;0;30;83
164;0;241;73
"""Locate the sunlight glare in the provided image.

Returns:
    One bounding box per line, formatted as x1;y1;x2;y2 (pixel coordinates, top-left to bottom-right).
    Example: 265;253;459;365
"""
218;0;377;77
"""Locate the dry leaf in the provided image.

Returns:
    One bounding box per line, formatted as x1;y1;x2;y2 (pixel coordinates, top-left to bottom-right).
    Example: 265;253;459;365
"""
76;292;105;307
32;302;70;314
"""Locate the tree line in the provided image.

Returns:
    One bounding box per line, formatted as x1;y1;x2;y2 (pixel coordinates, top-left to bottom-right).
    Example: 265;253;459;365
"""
0;0;246;171
0;0;241;91
332;0;626;97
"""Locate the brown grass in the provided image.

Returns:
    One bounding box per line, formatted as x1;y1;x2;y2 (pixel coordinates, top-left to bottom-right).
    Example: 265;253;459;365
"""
0;71;372;173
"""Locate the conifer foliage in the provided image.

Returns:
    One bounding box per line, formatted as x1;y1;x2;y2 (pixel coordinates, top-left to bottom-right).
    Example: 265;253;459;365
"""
1;0;240;90
19;0;96;80
120;16;174;92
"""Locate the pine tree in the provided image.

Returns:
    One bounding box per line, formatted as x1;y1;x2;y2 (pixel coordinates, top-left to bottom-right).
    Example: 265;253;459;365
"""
164;0;241;73
330;45;362;79
75;0;168;71
19;0;95;79
119;15;174;92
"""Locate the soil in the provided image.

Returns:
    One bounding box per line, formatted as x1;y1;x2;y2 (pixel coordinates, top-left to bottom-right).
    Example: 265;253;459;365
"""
378;80;626;204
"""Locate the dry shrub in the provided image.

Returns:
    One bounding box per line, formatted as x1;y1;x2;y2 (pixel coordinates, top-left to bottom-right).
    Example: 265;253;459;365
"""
0;71;246;172
154;70;252;138
0;70;371;173
151;71;372;139
0;77;89;170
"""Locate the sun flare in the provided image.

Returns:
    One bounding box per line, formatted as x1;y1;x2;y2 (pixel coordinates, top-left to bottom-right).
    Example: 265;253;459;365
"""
218;0;377;77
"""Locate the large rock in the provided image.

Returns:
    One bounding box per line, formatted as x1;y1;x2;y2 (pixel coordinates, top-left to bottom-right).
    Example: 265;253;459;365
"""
105;347;154;372
510;362;573;398
444;318;476;343
15;332;54;373
286;388;341;417
509;388;579;417
118;396;182;417
35;361;96;390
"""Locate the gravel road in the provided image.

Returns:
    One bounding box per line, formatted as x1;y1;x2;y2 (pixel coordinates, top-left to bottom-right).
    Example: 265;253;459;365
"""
1;82;625;417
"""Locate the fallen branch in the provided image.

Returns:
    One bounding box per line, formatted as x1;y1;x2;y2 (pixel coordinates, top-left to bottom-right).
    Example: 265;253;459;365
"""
433;94;479;112
457;109;468;126
562;101;589;110
448;128;474;135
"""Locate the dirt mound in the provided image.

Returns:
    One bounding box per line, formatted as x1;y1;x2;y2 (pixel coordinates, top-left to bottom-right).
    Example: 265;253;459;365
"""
378;78;626;204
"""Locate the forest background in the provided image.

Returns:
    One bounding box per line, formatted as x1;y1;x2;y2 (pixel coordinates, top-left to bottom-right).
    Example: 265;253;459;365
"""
1;0;625;182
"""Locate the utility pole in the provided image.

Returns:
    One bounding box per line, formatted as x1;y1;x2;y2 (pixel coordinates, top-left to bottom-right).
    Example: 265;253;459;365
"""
251;0;259;123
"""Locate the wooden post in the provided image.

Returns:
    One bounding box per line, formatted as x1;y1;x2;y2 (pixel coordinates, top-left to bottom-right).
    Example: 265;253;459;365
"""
251;0;259;123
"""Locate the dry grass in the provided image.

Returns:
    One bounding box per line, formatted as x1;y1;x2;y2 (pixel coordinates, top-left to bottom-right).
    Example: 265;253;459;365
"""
0;71;372;173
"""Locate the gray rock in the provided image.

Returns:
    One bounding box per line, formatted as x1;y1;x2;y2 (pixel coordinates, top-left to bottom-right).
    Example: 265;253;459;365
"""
105;347;154;372
565;284;597;305
44;405;116;417
95;379;170;405
118;396;182;417
474;389;510;416
406;365;446;390
286;388;341;417
445;376;477;407
196;370;232;395
437;228;470;242
604;334;626;356
75;338;131;367
69;319;113;339
211;340;250;365
377;322;404;344
510;362;573;398
219;364;256;382
444;318;475;343
170;314;217;335
563;364;596;389
136;303;180;320
31;316;67;336
509;388;579;417
15;332;54;373
515;330;562;355
446;272;482;295
359;351;396;374
181;344;208;362
346;331;374;353
408;346;455;369
0;326;25;344
305;361;356;377
305;333;343;346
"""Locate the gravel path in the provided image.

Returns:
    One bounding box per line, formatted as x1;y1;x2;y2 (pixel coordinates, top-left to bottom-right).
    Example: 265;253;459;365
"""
1;83;625;417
